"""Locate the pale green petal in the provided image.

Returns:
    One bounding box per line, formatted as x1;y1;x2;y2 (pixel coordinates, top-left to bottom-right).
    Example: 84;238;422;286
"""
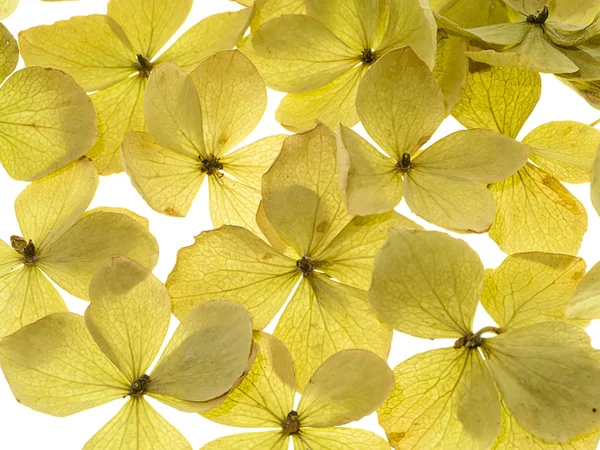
202;431;288;450
293;428;391;450
0;24;18;85
566;261;600;319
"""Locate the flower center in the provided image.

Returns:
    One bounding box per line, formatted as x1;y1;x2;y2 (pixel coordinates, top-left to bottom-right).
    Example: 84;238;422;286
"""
361;48;377;64
454;326;501;349
396;153;412;173
135;54;154;78
296;256;314;277
11;236;37;265
129;374;150;398
282;411;301;435
526;5;549;24
200;155;224;177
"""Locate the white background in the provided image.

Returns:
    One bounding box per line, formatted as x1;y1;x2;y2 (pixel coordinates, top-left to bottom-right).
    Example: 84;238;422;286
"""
1;0;600;449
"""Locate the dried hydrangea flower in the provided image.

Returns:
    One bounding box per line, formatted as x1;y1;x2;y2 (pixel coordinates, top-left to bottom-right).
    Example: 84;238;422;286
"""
0;257;256;449
370;227;600;449
0;158;158;338
19;0;252;174
453;62;600;253
122;50;286;234
203;333;393;449
240;0;437;131
167;124;419;389
338;48;530;233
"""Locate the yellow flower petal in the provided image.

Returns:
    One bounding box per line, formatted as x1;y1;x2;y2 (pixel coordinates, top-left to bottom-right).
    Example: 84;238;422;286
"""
87;76;146;175
404;169;497;233
305;0;380;52
203;332;295;428
493;400;600;449
149;301;254;403
297;349;393;427
369;227;482;339
201;431;288;450
15;157;97;249
549;0;600;28
337;125;403;216
262;124;351;256
19;15;136;91
190;50;266;157
107;0;192;58
489;163;587;254
524;121;600;184
84;257;170;381
167;225;297;329
248;14;358;93
379;347;501;450
317;210;420;290
275;64;365;131
122;131;204;217
566;261;600;319
0;68;98;181
483;321;600;443
482;252;586;329
294;427;391;449
0;239;20;273
378;0;437;69
145;62;205;158
251;0;304;31
0;266;66;338
413;129;530;182
0;24;18;84
84;398;191;450
156;9;253;72
431;0;509;27
0;312;129;416
275;276;392;391
356;48;445;159
0;0;17;20
453;64;541;139
256;201;296;257
434;33;469;115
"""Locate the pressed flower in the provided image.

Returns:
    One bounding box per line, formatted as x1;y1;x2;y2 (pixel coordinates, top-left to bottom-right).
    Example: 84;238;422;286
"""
167;123;418;389
338;48;530;233
0;158;158;338
0;256;256;449
19;0;253;174
122;50;285;234
203;333;393;450
370;227;600;449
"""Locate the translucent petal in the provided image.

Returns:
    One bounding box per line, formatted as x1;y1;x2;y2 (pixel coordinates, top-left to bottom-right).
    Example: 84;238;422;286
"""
453;64;541;139
250;0;305;31
378;347;501;450
19;15;136;91
167;225;297;329
484;321;600;442
203;332;295;428
0;24;18;84
549;0;600;29
15;157;97;249
482;252;586;329
489;163;587;254
297;349;393;427
157;9;253;72
566;261;600;319
0;68;98;181
122;131;203;217
0;266;66;339
149;301;254;403
294;427;391;449
0;312;129;416
201;431;288;450
0;238;20;273
275;276;392;391
107;0;192;58
524;121;600;183
356;48;445;159
0;0;17;20
434;34;469;115
84;398;190;450
189;50;266;157
84;257;170;381
369;227;482;339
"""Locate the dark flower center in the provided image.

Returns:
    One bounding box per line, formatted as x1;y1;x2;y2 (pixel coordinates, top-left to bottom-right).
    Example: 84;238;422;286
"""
11;235;37;265
282;411;301;435
200;155;224;176
135;54;154;78
296;256;314;277
396;152;412;173
454;327;501;349
526;5;549;24
361;48;377;64
129;374;150;398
